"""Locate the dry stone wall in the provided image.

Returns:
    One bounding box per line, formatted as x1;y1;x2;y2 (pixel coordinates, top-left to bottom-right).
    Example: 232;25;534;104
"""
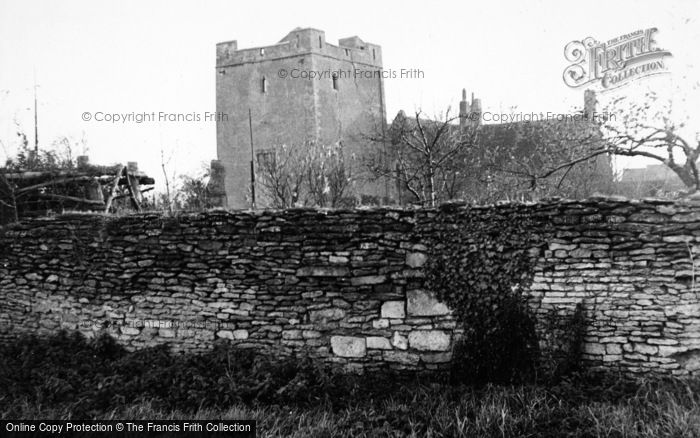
1;197;699;376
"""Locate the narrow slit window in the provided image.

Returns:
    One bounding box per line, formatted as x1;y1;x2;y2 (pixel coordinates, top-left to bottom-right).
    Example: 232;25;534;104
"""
261;76;267;93
319;36;322;48
260;48;265;56
372;48;376;60
345;48;349;56
332;73;338;90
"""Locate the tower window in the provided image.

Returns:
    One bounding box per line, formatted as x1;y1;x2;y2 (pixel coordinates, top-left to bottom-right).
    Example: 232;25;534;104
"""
260;48;265;56
332;73;338;90
318;36;322;48
261;76;267;93
372;48;376;60
345;48;349;56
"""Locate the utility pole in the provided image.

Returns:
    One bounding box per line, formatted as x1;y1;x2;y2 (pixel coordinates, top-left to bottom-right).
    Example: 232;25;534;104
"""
33;69;39;154
248;108;256;209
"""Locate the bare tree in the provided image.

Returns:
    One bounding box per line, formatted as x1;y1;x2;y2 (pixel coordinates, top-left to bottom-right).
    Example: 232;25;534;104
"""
528;90;700;196
256;142;355;209
304;143;354;208
366;110;480;206
256;143;308;209
366;105;617;205
478;113;612;200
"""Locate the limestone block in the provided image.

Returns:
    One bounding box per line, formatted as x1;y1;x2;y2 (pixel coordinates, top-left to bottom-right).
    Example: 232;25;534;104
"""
331;336;366;357
309;308;345;324
634;343;658;355
366;336;392;350
282;330;302;340
570;248;592;258
372;318;389;329
121;326;140;336
392;331;408;350
406;252;428;268
159;328;176;338
407;290;450;316
666;304;700;318
383;351;419;365
421;352;452;363
302;330;322;339
605;344;622;355
381;301;405;319
217;329;248;340
329;255;349;264
549;243;576;251
408;330;451;351
583;343;606;355
351;275;387;286
216;330;234;340
297;266;350;277
233;329;249;340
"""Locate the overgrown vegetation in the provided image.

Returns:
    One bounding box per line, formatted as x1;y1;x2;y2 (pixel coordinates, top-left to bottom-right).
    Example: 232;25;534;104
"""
2;332;700;437
426;205;545;384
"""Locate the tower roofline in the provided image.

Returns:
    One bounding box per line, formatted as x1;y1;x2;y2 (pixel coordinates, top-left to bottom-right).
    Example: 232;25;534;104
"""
216;27;382;68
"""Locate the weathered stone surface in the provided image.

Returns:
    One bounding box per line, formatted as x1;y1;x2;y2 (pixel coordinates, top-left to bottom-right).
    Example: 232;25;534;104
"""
381;301;405;319
584;343;606;355
297;267;349;277
2;198;700;377
217;329;248;340
372;318;389;329
406;252;428;268
421;352;452;363
391;331;408;350
331;336;366;357
309;308;345;324
217;330;234;340
351;275;386;286
120;326;140;336
408;330;451;351
366;336;392;350
667;304;700;317
383;351;419;365
159;329;176;338
233;329;249;340
407;290;450;316
282;330;302;340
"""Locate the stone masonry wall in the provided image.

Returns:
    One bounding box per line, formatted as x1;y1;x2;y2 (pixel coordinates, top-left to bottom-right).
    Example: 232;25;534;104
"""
0;197;699;376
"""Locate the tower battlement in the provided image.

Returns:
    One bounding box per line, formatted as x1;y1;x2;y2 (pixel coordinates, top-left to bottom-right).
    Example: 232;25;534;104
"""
216;28;383;68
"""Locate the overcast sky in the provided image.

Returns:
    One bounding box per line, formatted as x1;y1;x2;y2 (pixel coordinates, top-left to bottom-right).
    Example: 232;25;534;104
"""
1;0;698;188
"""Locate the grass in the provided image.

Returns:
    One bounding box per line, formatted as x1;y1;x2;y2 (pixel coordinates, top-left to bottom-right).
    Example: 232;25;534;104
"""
1;332;699;437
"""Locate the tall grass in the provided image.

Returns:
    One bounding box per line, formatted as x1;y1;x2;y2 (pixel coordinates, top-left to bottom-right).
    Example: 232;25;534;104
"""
1;332;699;437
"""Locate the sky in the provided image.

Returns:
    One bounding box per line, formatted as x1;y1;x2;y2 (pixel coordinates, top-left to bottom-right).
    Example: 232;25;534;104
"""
1;0;698;190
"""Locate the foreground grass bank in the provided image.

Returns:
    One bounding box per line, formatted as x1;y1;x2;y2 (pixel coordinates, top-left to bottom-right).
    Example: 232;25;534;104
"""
1;332;699;437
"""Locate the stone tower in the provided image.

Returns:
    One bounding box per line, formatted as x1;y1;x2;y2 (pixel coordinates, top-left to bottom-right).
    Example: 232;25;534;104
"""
215;28;386;209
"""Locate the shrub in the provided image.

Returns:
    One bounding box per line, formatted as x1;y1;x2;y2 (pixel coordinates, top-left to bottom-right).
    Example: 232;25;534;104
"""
0;332;343;416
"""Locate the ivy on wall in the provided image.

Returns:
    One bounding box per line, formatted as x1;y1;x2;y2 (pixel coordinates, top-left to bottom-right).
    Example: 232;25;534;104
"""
425;204;545;384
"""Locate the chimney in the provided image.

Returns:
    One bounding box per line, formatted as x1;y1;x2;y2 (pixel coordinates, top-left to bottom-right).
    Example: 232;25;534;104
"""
459;89;468;128
470;94;482;127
